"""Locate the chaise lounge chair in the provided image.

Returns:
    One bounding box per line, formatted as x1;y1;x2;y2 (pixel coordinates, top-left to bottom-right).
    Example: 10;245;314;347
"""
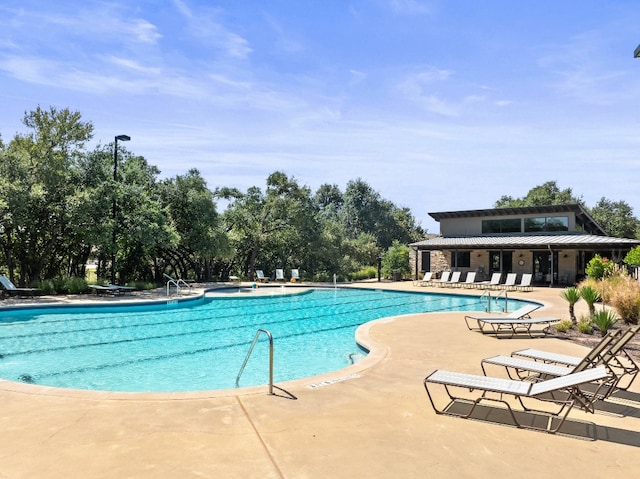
474;272;502;290
0;275;40;297
458;272;476;288
413;272;433;286
89;284;131;296
515;273;533;292
291;269;300;282
463;304;559;338
507;325;640;391
439;271;461;288
255;270;267;283
275;269;285;281
501;273;518;291
423;366;614;434
432;271;450;287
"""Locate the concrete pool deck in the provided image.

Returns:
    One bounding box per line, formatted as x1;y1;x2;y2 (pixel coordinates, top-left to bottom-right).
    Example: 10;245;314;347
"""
1;282;639;478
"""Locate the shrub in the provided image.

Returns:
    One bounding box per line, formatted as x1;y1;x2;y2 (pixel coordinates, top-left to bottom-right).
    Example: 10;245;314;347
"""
585;254;615;280
577;320;593;334
608;276;640;325
591;309;619;336
349;266;378;281
623;246;640;266
554;319;573;333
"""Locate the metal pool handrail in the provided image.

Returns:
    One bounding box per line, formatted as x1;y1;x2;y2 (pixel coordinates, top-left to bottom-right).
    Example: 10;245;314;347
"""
236;328;274;395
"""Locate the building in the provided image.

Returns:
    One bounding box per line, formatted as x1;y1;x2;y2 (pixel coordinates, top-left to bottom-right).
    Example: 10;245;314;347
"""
409;204;640;286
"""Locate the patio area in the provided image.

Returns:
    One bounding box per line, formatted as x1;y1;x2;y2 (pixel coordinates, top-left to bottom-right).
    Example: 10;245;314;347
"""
1;283;639;478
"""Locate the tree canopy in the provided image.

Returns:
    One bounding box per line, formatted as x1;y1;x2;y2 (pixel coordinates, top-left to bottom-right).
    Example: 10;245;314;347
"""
495;180;640;239
0;107;425;285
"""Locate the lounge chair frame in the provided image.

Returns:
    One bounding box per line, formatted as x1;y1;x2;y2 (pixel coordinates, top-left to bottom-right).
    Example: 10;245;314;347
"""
481;329;622;383
510;325;640;391
464;304;559;338
423;367;614;434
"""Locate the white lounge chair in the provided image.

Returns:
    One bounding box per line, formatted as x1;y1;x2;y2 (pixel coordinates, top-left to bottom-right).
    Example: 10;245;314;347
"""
459;272;476;289
434;271;451;287
464;304;559;337
501;273;518;291
440;271;461;288
275;269;285;281
475;272;502;290
413;272;433;286
510;325;640;390
515;273;533;292
255;270;267;282
423;367;613;434
291;269;300;281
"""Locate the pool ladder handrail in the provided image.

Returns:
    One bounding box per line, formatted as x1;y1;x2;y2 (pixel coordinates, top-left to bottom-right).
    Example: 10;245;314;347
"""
163;273;192;296
236;328;274;395
479;288;509;313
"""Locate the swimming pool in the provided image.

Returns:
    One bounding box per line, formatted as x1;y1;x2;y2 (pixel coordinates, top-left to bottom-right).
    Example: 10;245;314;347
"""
0;287;529;392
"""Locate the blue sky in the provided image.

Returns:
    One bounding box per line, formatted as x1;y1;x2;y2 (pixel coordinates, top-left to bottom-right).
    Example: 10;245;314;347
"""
1;1;640;233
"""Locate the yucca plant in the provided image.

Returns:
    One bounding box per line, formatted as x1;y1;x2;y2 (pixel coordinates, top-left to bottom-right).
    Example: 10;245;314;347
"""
579;285;601;317
591;309;618;337
560;287;581;325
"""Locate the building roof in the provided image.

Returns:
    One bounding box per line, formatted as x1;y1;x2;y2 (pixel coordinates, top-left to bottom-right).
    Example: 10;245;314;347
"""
428;204;606;235
410;233;640;250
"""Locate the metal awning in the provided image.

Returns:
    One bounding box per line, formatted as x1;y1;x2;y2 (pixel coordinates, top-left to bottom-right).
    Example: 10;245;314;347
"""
410;234;640;250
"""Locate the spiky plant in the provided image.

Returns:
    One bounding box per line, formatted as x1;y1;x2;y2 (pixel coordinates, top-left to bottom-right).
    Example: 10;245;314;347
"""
591;310;618;337
579;285;601;317
560;287;581;325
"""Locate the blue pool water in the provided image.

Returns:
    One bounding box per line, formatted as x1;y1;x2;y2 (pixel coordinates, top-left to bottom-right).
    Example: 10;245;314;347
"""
0;288;529;392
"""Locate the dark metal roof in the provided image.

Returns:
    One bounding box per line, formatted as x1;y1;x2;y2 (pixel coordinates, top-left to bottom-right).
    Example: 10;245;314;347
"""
428;204;606;235
410;234;640;250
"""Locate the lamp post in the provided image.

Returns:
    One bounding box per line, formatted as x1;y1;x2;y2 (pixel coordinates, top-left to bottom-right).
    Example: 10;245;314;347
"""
111;134;131;284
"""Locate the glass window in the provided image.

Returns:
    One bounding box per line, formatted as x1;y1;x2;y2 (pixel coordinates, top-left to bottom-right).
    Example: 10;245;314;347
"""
546;216;569;231
524;216;569;232
524;217;546;232
452;251;471;268
482;218;521;234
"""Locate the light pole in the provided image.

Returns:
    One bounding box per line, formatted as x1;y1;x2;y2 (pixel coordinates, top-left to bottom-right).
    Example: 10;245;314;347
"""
111;134;131;284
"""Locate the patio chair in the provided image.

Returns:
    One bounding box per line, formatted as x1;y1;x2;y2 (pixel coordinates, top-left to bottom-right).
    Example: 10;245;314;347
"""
255;270;267;282
275;269;285;281
475;272;502;290
459;272;476;288
291;269;300;282
510;325;640;391
464;304;541;330
464;304;558;338
439;271;461;288
0;275;40;297
412;272;432;286
501;273;518;291
89;284;128;296
481;329;622;390
433;271;451;287
423;366;614;434
515;273;533;292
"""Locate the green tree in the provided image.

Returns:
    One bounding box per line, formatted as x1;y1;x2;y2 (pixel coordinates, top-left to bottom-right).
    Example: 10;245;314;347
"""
589;197;640;238
495;180;582;208
623;246;640;266
0;106;94;284
159;169;230;281
381;240;411;279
